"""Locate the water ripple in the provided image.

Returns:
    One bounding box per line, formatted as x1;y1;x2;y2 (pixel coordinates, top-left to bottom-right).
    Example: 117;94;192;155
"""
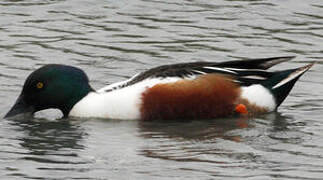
0;0;323;179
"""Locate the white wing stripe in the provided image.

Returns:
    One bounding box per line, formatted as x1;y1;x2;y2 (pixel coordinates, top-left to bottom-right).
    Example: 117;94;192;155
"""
192;70;206;75
241;75;267;80
225;68;268;72
97;73;141;93
203;67;238;74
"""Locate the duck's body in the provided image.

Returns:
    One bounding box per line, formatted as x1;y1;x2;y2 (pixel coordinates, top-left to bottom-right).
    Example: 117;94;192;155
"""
69;75;276;120
5;56;313;120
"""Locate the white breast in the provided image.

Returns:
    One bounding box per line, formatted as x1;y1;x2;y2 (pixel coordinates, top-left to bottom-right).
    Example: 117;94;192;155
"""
69;77;181;120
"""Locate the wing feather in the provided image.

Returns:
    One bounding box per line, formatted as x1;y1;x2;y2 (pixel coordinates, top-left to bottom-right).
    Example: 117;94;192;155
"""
101;57;293;92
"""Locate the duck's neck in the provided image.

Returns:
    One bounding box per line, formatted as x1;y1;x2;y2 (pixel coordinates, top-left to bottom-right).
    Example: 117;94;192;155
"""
61;84;93;118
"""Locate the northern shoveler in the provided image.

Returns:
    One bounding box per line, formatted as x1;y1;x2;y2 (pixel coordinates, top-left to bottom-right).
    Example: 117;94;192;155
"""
5;56;314;120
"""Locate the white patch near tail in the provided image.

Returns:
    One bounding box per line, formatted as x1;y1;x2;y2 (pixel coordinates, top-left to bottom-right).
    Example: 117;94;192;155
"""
241;85;276;111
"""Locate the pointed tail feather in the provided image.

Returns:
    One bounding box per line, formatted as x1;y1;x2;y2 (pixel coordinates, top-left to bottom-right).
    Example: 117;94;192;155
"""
218;56;295;70
262;63;314;107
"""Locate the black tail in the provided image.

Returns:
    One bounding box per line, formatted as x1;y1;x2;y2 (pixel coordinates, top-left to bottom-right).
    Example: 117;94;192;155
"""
218;56;295;70
261;63;314;107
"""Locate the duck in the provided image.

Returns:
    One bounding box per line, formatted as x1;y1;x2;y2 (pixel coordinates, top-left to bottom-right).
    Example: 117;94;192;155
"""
5;56;314;120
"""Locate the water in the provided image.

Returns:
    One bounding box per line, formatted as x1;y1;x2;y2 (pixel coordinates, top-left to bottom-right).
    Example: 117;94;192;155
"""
1;0;323;179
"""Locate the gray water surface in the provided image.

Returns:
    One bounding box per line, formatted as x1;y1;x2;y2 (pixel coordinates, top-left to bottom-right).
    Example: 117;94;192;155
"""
1;0;323;179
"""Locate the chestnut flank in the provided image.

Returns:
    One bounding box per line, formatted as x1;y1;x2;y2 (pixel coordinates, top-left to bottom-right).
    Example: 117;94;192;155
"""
140;74;240;120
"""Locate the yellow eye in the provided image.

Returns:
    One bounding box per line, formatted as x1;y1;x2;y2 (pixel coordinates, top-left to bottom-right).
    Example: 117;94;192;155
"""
36;82;44;89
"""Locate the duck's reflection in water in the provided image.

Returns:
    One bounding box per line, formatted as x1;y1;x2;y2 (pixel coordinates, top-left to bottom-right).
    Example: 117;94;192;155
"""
137;113;290;164
9;118;88;164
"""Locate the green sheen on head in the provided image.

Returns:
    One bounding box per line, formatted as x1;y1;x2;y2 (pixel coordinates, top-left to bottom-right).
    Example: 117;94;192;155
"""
5;64;93;118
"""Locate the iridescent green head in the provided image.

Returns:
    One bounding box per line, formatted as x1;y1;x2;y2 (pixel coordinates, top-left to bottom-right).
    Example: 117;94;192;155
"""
5;64;93;118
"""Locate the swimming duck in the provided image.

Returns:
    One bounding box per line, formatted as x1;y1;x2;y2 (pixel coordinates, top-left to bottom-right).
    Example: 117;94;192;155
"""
5;56;313;120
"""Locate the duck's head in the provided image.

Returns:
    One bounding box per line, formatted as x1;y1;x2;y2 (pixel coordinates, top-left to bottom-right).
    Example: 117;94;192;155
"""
5;64;93;119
